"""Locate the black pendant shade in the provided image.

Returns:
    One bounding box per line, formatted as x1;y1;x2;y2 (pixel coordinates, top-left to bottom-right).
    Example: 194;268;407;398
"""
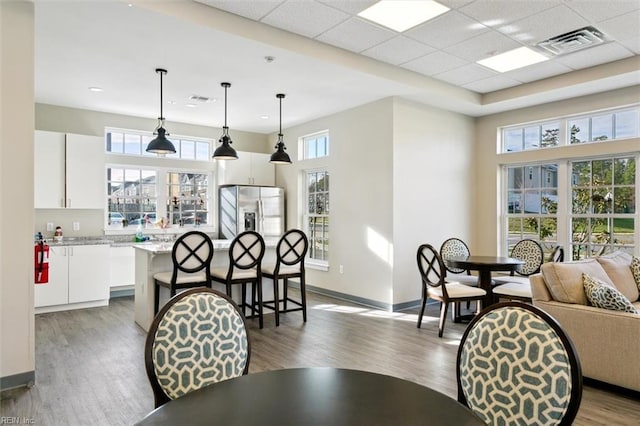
213;82;238;160
270;93;292;164
146;68;176;155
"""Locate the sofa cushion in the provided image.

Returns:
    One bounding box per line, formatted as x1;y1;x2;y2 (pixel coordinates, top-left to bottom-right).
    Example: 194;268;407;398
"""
632;256;640;291
583;273;640;314
541;259;614;305
596;251;639;302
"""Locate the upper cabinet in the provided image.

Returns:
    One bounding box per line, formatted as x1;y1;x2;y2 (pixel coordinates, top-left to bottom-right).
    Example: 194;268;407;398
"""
34;131;105;209
218;151;275;186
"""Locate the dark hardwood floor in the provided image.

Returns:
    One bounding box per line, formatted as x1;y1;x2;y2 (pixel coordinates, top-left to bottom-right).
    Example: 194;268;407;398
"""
2;291;639;425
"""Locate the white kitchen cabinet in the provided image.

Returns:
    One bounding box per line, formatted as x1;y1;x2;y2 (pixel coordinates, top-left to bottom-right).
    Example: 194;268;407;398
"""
110;246;135;287
34;131;66;208
34;131;105;208
220;151;274;186
34;245;110;310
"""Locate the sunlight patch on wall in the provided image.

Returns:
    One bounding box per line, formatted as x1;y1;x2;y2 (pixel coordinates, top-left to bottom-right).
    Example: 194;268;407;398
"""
367;227;393;266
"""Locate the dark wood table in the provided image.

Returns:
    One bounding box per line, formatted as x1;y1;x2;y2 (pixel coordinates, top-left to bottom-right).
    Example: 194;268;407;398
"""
135;367;484;426
445;255;523;308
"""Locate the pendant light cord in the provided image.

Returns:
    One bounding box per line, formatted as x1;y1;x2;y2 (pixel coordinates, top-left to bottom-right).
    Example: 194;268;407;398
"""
224;84;228;128
159;70;164;121
279;95;282;135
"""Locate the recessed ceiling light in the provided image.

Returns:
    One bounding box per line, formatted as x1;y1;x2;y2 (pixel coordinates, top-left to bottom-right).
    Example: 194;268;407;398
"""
358;0;449;32
260;115;269;120
477;47;549;72
185;103;197;108
88;87;103;92
167;100;176;105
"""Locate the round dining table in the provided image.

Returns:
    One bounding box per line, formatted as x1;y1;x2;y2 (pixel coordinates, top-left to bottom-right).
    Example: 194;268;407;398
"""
445;255;523;308
135;367;484;426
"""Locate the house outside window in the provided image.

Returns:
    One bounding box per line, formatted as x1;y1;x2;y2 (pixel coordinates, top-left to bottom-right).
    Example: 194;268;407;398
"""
505;164;559;257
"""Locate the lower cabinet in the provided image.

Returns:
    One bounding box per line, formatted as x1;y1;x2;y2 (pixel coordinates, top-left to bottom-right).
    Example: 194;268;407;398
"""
110;246;135;288
35;245;110;310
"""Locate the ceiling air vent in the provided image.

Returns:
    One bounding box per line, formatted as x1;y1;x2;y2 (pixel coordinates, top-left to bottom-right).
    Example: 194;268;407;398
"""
536;26;608;56
189;94;214;103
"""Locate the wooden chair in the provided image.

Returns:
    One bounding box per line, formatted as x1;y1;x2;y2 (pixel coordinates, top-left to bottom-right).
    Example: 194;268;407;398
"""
439;237;479;287
210;231;266;328
145;287;251;408
416;244;486;337
153;230;213;314
493;239;544;302
262;229;309;327
457;302;582;425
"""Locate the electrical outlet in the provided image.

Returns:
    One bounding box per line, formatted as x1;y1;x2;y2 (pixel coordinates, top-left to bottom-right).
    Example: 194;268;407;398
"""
73;222;80;231
46;222;54;231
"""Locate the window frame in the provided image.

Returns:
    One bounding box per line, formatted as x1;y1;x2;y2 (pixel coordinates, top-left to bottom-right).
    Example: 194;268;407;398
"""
304;168;330;269
300;130;330;160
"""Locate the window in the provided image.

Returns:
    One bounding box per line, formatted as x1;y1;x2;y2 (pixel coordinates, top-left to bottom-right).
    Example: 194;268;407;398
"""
570;157;635;259
305;170;329;263
166;172;209;226
302;132;329;159
106;129;211;160
107;168;157;228
503;122;560;152
501;106;639;153
569;109;640;144
505;164;559;257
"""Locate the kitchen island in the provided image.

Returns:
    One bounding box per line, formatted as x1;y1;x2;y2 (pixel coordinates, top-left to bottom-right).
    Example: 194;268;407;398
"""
133;239;277;331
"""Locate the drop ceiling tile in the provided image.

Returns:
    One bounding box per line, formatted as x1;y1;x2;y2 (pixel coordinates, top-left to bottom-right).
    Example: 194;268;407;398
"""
556;42;635;70
504;60;573;83
565;0;640;24
316;17;396;53
433;63;496;86
443;29;521;62
619;36;640;55
194;0;284;21
596;9;640;43
405;11;490;49
319;0;378;15
458;0;560;28
362;35;436;65
500;5;591;45
401;50;468;76
463;74;521;93
261;0;350;38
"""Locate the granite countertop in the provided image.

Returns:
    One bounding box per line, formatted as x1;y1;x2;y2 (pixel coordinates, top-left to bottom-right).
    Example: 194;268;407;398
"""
46;237;114;246
133;237;279;254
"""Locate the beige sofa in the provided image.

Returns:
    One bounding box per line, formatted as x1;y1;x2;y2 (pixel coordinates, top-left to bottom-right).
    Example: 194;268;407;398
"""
530;251;640;392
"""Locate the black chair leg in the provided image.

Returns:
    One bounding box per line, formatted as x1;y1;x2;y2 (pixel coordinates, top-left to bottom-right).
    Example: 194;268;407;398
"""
417;292;427;328
438;302;449;338
154;282;160;315
299;277;307;322
273;276;280;327
256;280;264;329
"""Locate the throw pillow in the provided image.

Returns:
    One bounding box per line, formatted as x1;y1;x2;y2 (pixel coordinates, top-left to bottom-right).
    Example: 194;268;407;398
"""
541;259;614;305
632;256;640;292
583;273;640;314
597;252;639;302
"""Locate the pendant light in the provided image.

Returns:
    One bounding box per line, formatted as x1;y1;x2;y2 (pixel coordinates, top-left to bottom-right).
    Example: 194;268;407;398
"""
213;82;238;160
270;93;292;164
146;68;176;155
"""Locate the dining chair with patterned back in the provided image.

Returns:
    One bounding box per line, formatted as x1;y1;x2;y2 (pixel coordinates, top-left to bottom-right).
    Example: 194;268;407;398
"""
457;301;582;425
439;237;478;286
492;239;544;302
262;229;309;326
416;244;486;337
145;287;251;408
153;230;214;314
210;230;266;328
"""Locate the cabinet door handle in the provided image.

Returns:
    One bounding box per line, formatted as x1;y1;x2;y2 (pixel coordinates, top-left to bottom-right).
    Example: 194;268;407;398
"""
69;247;73;256
60;198;65;208
67;198;71;208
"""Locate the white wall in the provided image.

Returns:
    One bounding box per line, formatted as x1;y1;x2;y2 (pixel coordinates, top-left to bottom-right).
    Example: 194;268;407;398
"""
275;98;395;306
392;99;476;305
474;86;640;256
1;1;36;389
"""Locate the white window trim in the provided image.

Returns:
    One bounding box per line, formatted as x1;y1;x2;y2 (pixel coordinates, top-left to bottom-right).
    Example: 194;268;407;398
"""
302;166;330;267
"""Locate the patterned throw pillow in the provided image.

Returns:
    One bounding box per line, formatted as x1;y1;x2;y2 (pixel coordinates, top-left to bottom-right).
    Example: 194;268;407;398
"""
583;273;640;314
632;256;640;292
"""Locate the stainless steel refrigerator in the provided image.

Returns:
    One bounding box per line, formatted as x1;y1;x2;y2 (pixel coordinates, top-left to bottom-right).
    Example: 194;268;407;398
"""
218;185;285;239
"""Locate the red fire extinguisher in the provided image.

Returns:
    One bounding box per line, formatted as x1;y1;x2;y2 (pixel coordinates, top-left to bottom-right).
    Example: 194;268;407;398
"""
35;237;49;284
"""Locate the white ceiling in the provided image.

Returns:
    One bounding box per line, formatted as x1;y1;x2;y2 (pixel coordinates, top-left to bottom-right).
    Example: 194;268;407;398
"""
34;0;640;134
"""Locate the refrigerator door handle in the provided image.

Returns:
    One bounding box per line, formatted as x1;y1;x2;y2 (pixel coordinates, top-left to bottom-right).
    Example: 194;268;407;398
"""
257;198;264;234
